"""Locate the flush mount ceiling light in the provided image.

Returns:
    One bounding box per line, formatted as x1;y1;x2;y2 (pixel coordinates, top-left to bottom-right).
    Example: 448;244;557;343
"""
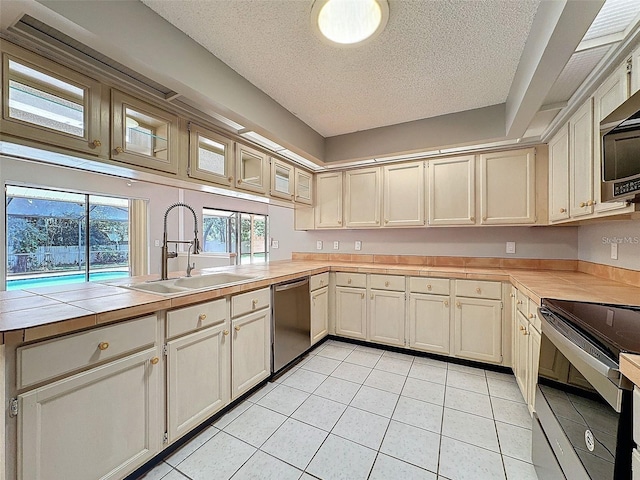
311;0;389;46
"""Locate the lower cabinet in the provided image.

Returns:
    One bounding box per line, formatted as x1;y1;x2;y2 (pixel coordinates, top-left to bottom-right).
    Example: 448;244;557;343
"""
335;286;367;340
408;293;450;355
231;307;271;400
528;326;541;410
453;297;502;363
166;323;230;442
369;289;405;346
514;310;529;397
311;286;329;345
18;348;161;480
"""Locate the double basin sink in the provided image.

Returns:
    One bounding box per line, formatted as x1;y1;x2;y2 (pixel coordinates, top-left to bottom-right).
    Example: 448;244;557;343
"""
124;273;261;296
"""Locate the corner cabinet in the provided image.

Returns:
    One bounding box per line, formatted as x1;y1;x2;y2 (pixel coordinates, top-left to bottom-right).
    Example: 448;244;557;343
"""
382;161;425;227
236;144;269;194
188;123;235;187
344;167;382;228
315;172;343;228
428;155;476;225
479;149;536;225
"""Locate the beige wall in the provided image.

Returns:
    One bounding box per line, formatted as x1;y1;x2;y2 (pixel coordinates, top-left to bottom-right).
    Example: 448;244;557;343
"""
578;219;640;271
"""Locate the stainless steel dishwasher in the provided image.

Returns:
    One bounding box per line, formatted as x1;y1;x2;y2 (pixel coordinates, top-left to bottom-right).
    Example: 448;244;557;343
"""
272;277;311;374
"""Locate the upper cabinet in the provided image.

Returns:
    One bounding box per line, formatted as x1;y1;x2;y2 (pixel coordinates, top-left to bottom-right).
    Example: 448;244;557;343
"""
569;98;594;218
315;172;343;228
383;161;425;227
188;123;234;187
548;125;570;222
294;168;313;205
1;43;105;156
428;155;475;225
480;149;536;225
270;158;294;200
235;144;269;194
111;90;179;174
344;167;382;228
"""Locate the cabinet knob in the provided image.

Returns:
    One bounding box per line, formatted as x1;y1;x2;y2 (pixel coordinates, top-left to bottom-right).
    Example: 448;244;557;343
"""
91;139;102;148
560;208;566;213
338;220;342;224
523;329;529;336
587;200;595;206
510;293;515;298
98;342;109;351
252;299;258;309
456;301;461;308
470;216;475;222
482;216;487;221
385;281;390;287
150;356;160;365
114;146;124;154
198;313;207;321
444;300;449;307
528;313;534;319
476;288;481;294
370;294;374;299
348;278;352;284
580;202;586;208
427;284;432;290
519;325;525;331
384;219;389;224
517;300;523;305
235;326;241;332
361;293;365;299
238;179;242;184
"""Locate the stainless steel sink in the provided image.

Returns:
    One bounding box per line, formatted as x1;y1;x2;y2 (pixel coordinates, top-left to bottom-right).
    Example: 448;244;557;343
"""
123;273;261;296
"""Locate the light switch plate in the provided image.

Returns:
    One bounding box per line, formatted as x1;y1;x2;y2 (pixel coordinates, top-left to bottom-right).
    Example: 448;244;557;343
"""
271;239;279;249
355;241;362;251
154;239;160;247
506;242;516;254
316;240;323;250
333;241;339;250
611;242;618;260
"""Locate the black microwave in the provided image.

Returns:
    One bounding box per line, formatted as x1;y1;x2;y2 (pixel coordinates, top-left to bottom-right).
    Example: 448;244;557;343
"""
601;88;640;203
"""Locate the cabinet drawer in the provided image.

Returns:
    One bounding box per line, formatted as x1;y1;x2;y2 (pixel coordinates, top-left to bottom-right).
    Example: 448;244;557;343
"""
335;272;366;288
231;287;270;318
409;277;450;295
370;274;405;292
528;298;541;333
455;279;502;300
167;297;228;339
310;273;329;291
516;290;529;316
634;387;640;444
17;315;157;389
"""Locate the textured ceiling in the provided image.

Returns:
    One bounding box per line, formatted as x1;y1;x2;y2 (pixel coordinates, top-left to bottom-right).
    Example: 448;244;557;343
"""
141;0;540;137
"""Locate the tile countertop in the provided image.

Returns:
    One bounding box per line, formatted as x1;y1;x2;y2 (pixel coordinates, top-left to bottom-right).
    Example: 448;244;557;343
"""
2;260;640;338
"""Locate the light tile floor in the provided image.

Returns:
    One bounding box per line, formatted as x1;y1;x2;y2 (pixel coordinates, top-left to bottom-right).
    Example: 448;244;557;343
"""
139;340;539;480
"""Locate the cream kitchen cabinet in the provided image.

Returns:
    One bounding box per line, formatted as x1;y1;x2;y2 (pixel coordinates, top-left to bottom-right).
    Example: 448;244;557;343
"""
408;277;450;355
479;149;536;225
453;280;502;363
311;273;329;345
294;168;313;205
548;125;570;222
271;157;294;200
335;276;367;340
382;161;425;227
344;167;382;228
230;288;271;399
236;144;269;194
633;48;640;96
166;316;230;443
513;308;530;399
368;275;406;347
428;155;475;225
570;98;595;218
1;43;106;157
187;123;235;187
315;172;343;228
16;316;161;480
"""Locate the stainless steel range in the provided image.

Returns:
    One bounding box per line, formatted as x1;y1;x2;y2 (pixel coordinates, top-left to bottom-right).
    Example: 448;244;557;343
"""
535;299;639;480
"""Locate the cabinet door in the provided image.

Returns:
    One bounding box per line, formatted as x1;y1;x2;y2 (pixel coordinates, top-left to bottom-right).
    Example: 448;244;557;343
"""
18;348;160;480
335;286;367;340
593;62;631;214
311;286;329;345
514;311;529;401
344;167;382;228
236;144;269;194
271;158;294;200
548;125;570;222
111;90;179;174
409;293;450;355
2;43;105;156
231;308;271;399
167;323;230;443
428;155;475;225
453;297;502;363
632;49;640;96
479;149;536;224
528;326;541;413
570;99;594;217
315;172;343;228
369;290;405;347
188;123;234;187
382;161;425;227
295;168;313;205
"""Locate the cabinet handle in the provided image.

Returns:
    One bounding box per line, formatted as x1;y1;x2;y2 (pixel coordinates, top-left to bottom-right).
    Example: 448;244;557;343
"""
198;313;207;321
361;293;365;299
338;220;342;224
91;139;102;148
523;329;529;336
228;176;233;183
98;342;109;351
482;216;487;221
588;200;595;206
384;219;389;224
150;356;160;365
560;208;566;213
519;325;525;331
427;284;432;290
235;326;241;332
470;216;475;222
114;146;124;154
444;300;449;307
223;330;229;336
238;179;242;184
510;293;515;298
385;281;390;287
456;301;461;308
252;299;258;309
528;313;534;319
476;288;481;294
580;202;586;208
517;300;523;305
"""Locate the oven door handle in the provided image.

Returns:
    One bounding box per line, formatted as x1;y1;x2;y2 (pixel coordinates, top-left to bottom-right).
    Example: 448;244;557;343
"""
539;311;620;382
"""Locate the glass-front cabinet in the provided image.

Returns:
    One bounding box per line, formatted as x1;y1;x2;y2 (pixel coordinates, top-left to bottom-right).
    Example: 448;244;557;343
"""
1;43;105;155
188;123;234;186
294;168;313;204
270;158;294;200
236;144;269;194
111;90;179;174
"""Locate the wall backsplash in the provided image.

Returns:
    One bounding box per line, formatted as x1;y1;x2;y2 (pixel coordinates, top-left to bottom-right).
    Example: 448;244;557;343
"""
578;219;640;271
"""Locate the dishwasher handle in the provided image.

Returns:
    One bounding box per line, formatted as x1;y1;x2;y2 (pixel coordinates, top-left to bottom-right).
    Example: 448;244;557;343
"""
274;277;309;292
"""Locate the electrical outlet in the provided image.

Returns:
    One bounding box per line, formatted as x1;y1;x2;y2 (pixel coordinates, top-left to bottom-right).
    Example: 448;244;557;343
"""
355;241;362;251
271;239;279;249
333;241;339;250
316;240;323;250
154;239;160;247
506;242;516;254
611;242;618;260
